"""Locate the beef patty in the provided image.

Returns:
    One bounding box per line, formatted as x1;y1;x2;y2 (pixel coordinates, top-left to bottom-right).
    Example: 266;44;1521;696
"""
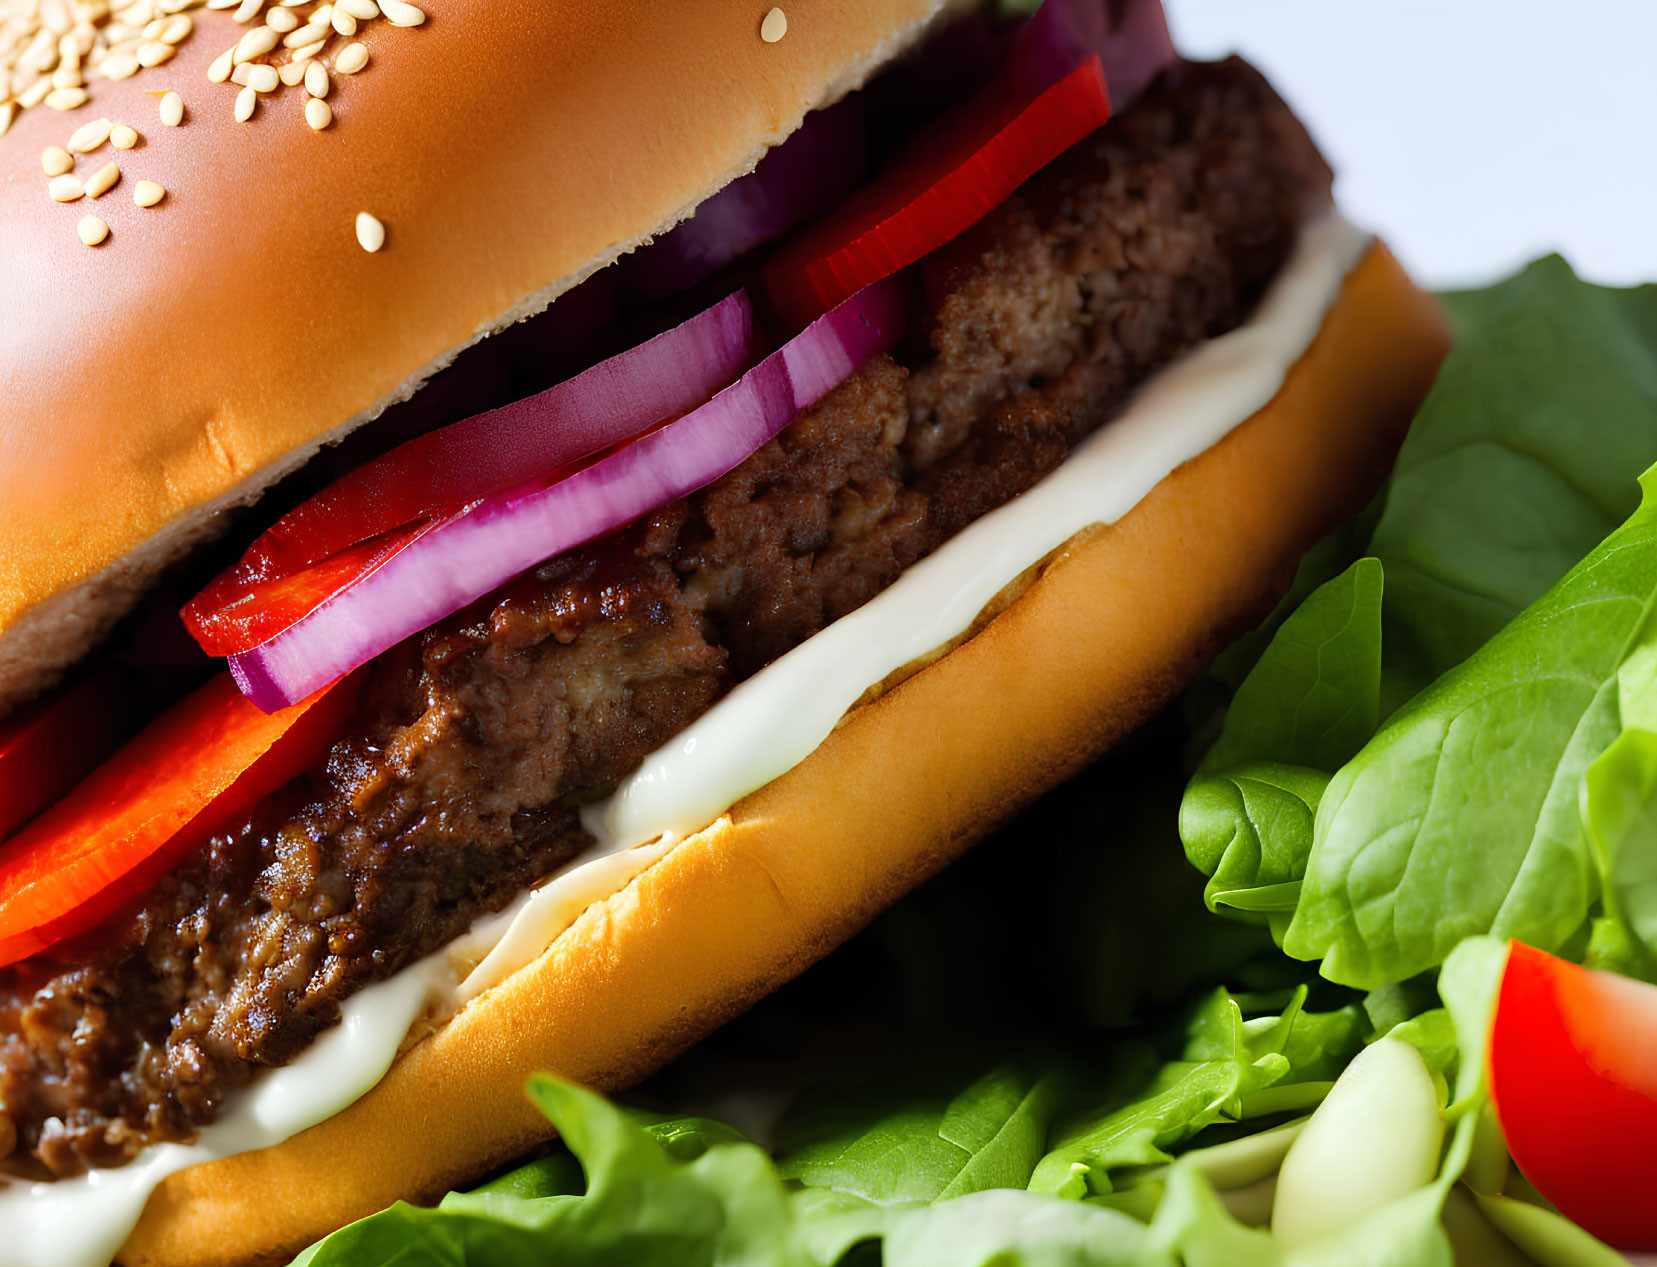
0;57;1332;1177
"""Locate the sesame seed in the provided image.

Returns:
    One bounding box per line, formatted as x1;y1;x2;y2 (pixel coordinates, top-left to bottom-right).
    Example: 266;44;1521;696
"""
68;115;112;151
230;61;254;85
207;45;236;81
41;144;74;175
355;210;384;252
111;123;140;148
283;19;328;46
0;0;426;155
334;41;367;73
378;0;423;26
232;24;278;63
159;91;183;125
760;6;787;43
303;94;331;129
134;178;165;206
234;83;256;120
102;52;141;79
77;214;110;246
48;173;85;201
84;160;119;197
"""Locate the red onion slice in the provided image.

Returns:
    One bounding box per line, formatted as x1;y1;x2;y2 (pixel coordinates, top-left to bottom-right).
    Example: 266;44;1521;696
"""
185;290;757;656
626;98;866;298
1003;0;1176;112
229;279;908;712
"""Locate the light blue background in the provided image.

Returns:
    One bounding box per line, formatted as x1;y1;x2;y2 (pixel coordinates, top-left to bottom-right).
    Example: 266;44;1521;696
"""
1166;2;1657;287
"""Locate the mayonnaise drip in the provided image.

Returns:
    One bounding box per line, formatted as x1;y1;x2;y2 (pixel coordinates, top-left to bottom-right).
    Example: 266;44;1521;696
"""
0;211;1367;1266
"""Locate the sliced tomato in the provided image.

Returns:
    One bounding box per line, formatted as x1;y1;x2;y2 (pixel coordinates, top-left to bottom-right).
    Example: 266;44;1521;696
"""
183;292;759;661
184;418;663;662
0;670;152;843
763;55;1110;327
1488;940;1657;1249
186;516;445;658
0;671;362;969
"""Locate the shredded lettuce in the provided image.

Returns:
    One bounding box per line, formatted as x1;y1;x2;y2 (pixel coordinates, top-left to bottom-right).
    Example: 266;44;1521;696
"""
1027;987;1363;1198
293;256;1657;1265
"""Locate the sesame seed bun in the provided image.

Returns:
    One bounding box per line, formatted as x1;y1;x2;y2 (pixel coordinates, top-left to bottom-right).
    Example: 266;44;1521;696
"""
114;241;1451;1267
0;0;945;715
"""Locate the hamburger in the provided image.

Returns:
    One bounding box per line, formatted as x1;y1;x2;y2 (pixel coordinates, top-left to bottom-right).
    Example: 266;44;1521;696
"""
0;0;1450;1262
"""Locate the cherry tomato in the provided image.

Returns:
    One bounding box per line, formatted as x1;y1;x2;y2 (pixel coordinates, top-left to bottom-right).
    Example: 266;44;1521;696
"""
1488;940;1657;1250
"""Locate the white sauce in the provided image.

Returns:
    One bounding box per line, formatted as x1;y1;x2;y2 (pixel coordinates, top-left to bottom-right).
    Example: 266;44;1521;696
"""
0;953;451;1267
0;211;1366;1265
585;211;1369;852
451;837;675;1006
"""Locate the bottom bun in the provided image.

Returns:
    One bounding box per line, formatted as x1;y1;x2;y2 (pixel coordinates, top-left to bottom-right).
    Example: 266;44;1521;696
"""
118;240;1451;1267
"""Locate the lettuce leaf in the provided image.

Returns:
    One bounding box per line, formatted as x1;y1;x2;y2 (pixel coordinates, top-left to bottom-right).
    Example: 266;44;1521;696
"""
1381;259;1657;696
1130;939;1509;1267
1286;470;1657;984
293;1076;812;1266
1184;257;1657;989
291;1069;1167;1267
1181;559;1384;929
776;1064;1070;1205
1028;988;1363;1198
293;985;1370;1266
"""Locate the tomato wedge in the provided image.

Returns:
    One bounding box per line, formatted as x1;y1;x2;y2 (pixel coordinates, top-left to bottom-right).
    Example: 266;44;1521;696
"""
763;55;1110;327
1488;940;1657;1249
0;671;361;970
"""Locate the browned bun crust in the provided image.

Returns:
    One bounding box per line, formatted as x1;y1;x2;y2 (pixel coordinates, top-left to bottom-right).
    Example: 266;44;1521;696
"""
0;0;943;712
113;242;1452;1267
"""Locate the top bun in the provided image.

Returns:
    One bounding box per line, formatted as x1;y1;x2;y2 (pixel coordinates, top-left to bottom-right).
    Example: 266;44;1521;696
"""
0;0;944;714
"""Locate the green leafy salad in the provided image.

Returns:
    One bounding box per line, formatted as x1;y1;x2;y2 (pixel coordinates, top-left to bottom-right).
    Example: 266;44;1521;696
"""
296;257;1657;1265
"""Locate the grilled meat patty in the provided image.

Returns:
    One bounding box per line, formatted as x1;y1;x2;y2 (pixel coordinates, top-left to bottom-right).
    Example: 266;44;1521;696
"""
0;57;1331;1177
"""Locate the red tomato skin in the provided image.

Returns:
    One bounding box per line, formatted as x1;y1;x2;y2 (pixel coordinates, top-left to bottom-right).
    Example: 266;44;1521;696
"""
186;58;1109;663
764;56;1111;328
0;671;362;969
0;672;135;842
1489;940;1657;1250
